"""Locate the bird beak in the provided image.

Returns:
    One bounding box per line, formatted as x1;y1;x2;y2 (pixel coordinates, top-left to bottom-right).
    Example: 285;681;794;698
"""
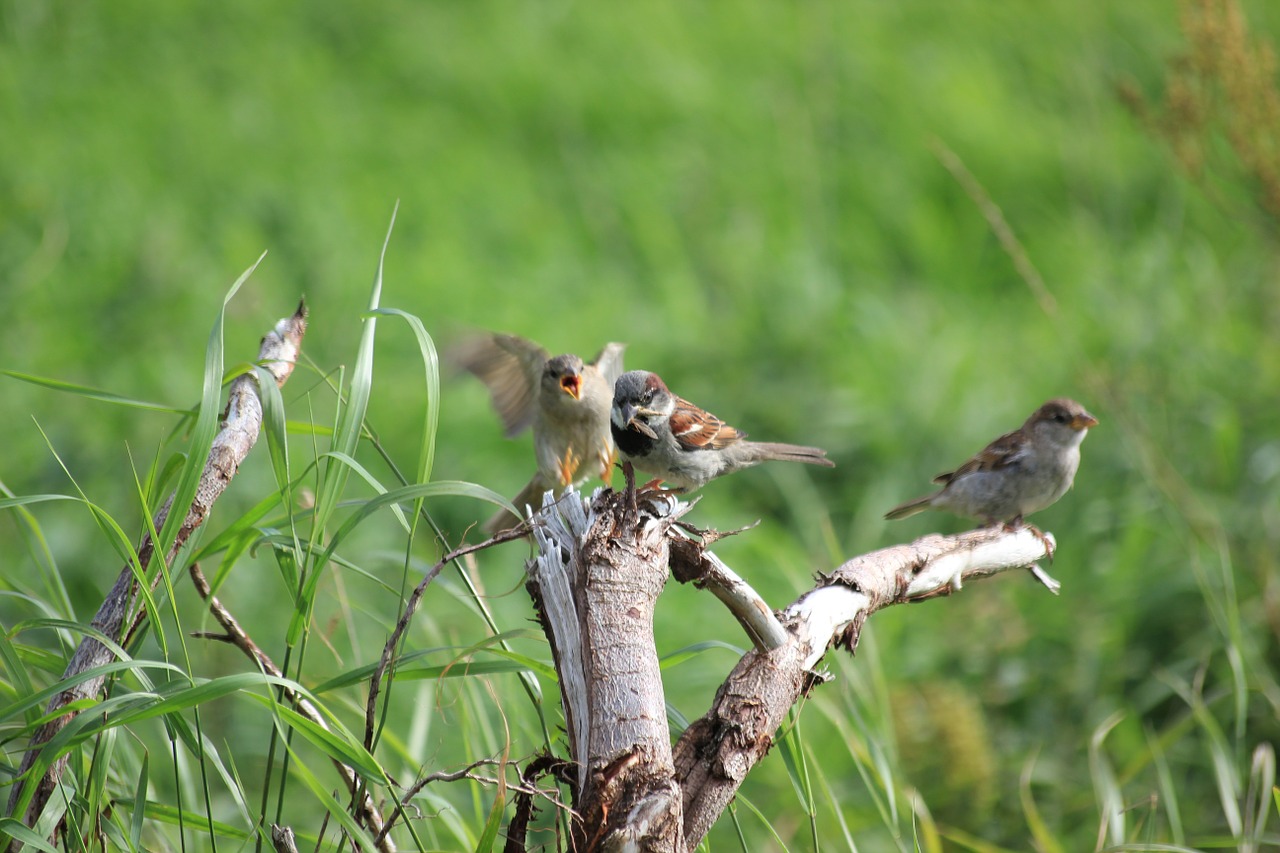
617;402;658;439
560;373;582;400
630;417;658;439
1072;412;1099;430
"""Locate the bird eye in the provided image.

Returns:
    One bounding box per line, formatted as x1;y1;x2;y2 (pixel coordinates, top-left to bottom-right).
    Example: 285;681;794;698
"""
1053;412;1068;423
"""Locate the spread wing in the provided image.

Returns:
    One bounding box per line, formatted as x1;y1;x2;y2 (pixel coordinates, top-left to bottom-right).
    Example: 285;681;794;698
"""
934;429;1029;484
451;333;548;437
669;396;746;451
591;342;627;388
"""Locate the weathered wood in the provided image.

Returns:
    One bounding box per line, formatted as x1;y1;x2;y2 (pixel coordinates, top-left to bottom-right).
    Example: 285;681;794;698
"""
526;485;1056;853
674;526;1055;847
527;487;686;851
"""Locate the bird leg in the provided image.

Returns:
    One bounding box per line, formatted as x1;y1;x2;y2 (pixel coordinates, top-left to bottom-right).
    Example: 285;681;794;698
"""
556;447;582;487
621;461;639;529
598;448;617;485
999;514;1056;562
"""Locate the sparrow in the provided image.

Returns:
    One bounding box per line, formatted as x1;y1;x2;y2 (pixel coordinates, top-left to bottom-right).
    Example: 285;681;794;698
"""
453;333;625;531
885;398;1099;527
610;370;834;493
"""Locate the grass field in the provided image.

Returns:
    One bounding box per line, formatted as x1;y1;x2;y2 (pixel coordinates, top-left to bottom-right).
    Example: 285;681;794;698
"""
2;1;1279;850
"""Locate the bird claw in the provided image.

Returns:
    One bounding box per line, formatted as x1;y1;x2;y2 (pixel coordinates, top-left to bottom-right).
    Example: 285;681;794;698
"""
1025;524;1055;562
1000;516;1055;563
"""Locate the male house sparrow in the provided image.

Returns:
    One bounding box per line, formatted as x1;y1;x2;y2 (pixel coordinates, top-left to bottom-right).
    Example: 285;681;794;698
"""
885;398;1099;527
610;370;834;493
454;334;625;531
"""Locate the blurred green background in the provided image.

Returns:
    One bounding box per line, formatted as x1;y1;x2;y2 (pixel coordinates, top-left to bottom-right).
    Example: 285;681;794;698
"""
3;0;1279;849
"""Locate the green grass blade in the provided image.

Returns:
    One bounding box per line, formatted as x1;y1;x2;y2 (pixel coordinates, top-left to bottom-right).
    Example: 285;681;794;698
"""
2;371;186;414
1145;723;1185;845
0;627;36;709
0;818;61;852
776;712;817;849
316;449;412;533
938;828;1020;853
368;307;440;484
659;640;746;670
285;478;514;646
255;363;293;504
0;657;178;724
271;733;381;853
1244;743;1276;850
1089;712;1126;847
809;753;859;852
157;254;261;556
130;751;148;851
1019;751;1065;853
0;480;72;618
270;703;386;781
733;792;792;853
313;206;396;537
120;799;252;842
474;789;506;853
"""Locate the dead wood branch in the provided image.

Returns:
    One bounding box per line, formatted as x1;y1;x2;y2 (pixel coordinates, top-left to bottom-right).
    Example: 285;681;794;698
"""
526;487;686;851
526;484;1057;852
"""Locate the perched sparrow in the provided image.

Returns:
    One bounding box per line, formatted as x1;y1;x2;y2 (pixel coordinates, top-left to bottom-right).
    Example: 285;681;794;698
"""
885;398;1099;526
610;370;834;493
453;334;625;531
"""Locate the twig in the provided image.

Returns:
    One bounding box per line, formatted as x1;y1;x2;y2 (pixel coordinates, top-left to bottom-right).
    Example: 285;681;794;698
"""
675;526;1057;847
668;533;787;652
503;754;576;853
188;563;392;850
363;525;530;752
269;825;299;853
373;757;564;846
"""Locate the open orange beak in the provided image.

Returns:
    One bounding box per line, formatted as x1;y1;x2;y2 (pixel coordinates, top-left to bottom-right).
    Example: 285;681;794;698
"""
1071;413;1099;430
560;374;582;400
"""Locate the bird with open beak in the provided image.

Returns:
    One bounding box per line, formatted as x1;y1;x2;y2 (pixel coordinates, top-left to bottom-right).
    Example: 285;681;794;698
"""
610;369;834;493
453;333;625;532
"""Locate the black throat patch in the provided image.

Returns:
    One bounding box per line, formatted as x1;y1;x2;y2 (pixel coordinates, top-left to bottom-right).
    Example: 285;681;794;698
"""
612;422;656;458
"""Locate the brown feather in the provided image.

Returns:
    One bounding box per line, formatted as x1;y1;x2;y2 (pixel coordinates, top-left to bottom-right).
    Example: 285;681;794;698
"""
669;397;746;451
935;428;1029;483
451;334;549;437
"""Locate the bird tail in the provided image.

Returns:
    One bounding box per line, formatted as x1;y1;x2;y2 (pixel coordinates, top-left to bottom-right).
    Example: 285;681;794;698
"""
884;494;933;520
745;442;835;467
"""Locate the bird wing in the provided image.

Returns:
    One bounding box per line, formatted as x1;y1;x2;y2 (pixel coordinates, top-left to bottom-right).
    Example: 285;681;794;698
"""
591;342;627;388
934;429;1030;484
452;334;548;437
669;396;746;451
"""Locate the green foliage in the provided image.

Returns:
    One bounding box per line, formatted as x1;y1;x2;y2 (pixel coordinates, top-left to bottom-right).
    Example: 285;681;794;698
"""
2;0;1280;850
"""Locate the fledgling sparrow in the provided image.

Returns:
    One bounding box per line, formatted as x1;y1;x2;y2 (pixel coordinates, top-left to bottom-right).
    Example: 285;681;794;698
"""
885;398;1099;527
610;370;834;493
453;334;625;532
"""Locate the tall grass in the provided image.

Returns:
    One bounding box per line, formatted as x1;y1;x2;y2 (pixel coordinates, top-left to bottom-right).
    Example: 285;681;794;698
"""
2;0;1279;849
